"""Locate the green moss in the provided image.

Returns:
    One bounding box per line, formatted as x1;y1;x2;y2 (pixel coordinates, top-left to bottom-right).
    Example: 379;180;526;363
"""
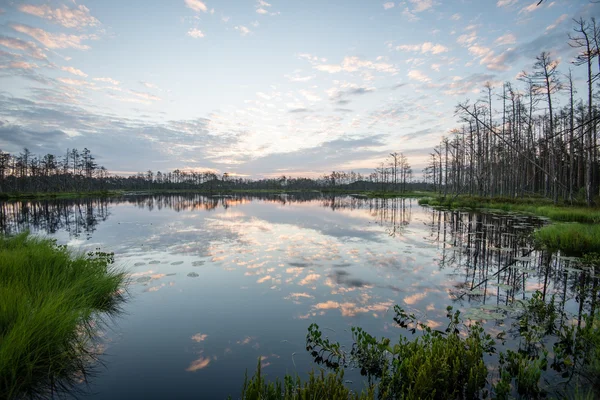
0;233;126;398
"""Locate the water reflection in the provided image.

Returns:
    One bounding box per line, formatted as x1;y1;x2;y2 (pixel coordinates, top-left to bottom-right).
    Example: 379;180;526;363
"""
0;194;597;399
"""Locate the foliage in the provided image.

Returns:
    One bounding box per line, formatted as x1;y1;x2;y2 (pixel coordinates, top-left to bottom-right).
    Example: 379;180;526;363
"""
418;196;600;223
239;359;374;400
0;232;126;399
307;306;495;399
534;223;600;255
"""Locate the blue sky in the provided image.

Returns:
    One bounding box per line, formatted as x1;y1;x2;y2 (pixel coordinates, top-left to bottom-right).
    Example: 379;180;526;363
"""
0;0;597;177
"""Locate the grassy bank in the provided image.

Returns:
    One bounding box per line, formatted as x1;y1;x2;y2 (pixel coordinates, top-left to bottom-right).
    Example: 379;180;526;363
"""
0;190;122;200
418;195;600;223
0;233;126;398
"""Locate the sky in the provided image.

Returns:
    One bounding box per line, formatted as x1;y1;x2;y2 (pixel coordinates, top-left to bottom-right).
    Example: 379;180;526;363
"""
0;0;597;178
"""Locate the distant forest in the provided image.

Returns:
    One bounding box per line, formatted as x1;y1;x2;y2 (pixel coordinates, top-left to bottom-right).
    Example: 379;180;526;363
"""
0;147;418;194
1;18;599;204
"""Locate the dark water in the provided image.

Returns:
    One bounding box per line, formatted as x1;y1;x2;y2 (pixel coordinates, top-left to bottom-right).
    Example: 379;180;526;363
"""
0;194;593;399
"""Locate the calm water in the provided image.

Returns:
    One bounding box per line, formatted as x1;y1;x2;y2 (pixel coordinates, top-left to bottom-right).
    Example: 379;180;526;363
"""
0;194;591;399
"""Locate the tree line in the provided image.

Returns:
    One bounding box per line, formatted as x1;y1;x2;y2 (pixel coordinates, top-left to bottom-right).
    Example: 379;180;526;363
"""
423;17;600;206
0;146;417;195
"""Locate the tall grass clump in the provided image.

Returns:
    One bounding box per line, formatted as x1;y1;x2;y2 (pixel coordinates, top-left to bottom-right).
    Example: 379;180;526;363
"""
240;359;374;400
534;223;600;256
0;232;126;399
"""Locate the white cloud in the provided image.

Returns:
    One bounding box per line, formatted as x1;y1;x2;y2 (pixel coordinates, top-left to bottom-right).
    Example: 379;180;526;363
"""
17;4;100;29
395;41;449;54
546;14;568;31
61;66;88;77
497;0;518;7
185;0;208;13
187;28;205;38
58;77;94;86
0;61;38;70
0;36;47;59
520;1;541;13
409;0;434;13
451;13;461;20
235;26;251;36
495;33;516;45
256;8;268;14
315;56;397;75
383;2;395;10
130;90;161;101
408;69;431;82
11;23;96;50
93;77;120;85
141;81;159;89
457;31;478;46
299;89;322;102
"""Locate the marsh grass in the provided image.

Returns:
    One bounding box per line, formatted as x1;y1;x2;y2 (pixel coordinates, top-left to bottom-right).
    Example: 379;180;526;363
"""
418;196;600;223
0;233;126;399
534;224;600;255
239;359;374;400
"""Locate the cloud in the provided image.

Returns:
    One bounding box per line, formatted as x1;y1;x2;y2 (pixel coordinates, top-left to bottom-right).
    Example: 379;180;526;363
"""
93;77;120;85
61;66;88;77
255;0;278;15
17;4;100;29
451;13;461;20
11;24;97;50
495;33;516;45
57;77;93;86
457;31;478;46
383;2;395;10
546;14;568;31
187;28;205;38
130;90;162;102
299;89;322;102
520;1;542;14
315;56;397;74
185;0;208;12
326;82;376;101
285;73;315;82
0;61;38;70
186;356;210;371
140;81;159;89
395;42;449;54
409;0;434;13
235;26;251;36
408;69;431;82
0;35;47;60
497;0;518;7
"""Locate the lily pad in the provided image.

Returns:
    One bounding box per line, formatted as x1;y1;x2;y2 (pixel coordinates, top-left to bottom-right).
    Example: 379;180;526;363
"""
192;261;205;267
133;262;146;266
187;272;199;278
136;276;151;283
171;261;184;265
149;260;160;265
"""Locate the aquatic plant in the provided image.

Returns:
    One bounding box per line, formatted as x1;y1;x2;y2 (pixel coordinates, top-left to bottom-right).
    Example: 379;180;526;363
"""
0;233;126;399
533;223;600;256
239;359;374;400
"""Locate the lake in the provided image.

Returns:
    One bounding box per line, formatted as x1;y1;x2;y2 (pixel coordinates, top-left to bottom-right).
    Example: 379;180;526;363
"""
0;194;590;399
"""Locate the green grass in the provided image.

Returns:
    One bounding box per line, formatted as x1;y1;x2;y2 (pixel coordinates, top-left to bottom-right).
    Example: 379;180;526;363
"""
418;196;600;223
534;223;600;256
239;359;374;400
0;233;126;399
